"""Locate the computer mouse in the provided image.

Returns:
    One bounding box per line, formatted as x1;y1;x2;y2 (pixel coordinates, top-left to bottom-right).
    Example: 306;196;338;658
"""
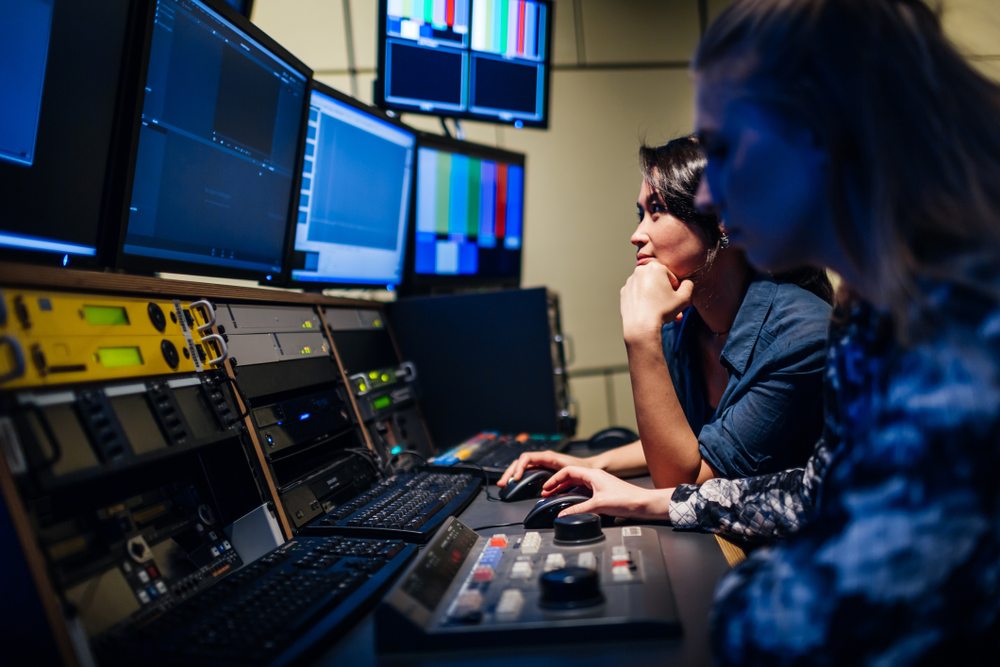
587;426;639;450
499;468;554;502
522;488;592;529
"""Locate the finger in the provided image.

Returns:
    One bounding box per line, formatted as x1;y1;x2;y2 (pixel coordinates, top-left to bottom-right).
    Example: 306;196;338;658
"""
664;266;681;290
542;466;581;491
558;498;598;518
540;478;579;497
676;278;695;303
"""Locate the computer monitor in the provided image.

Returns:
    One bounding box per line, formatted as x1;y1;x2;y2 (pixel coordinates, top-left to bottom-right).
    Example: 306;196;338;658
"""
0;0;138;268
403;133;524;294
222;0;254;18
285;82;416;289
376;0;553;129
116;0;311;282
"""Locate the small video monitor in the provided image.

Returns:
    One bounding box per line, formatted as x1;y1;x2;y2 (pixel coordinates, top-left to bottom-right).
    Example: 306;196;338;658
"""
0;0;135;267
403;132;524;294
286;82;416;289
376;0;553;128
116;0;311;281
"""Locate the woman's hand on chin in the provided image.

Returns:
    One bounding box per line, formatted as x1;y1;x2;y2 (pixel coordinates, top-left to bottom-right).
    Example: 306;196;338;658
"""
621;262;693;342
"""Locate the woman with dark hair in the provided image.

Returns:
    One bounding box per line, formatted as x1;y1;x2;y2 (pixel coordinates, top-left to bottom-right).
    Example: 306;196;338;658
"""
499;135;833;491
545;0;1000;661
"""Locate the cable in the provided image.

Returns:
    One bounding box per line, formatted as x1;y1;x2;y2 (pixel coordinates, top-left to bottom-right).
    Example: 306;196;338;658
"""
448;461;502;502
470;520;523;532
387;448;428;474
344;447;384;479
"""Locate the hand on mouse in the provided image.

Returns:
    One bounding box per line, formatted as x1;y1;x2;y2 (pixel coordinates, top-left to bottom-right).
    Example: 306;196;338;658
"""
541;466;673;521
496;451;596;488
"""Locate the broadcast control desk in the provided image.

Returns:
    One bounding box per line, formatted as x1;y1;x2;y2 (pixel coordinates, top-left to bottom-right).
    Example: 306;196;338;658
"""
307;474;732;667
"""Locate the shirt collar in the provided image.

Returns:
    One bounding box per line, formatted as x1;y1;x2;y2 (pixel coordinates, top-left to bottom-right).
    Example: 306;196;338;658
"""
720;275;776;374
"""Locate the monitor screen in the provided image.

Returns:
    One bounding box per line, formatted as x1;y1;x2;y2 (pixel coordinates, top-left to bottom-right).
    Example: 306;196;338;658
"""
118;0;310;281
0;0;135;267
222;0;254;18
287;82;416;289
376;0;552;128
405;133;524;292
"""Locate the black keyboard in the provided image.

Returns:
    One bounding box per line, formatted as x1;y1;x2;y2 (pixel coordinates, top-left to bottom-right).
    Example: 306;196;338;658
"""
428;432;567;480
302;470;481;543
97;535;416;667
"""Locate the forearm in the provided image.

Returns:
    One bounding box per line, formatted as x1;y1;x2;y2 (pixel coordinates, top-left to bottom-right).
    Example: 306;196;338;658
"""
626;334;701;487
668;465;815;542
588;440;648;477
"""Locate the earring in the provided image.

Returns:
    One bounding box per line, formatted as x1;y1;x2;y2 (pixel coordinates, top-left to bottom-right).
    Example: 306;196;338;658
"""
719;232;730;250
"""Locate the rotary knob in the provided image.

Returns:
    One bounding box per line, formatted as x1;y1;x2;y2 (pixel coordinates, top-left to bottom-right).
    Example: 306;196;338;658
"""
553;513;605;545
539;566;604;610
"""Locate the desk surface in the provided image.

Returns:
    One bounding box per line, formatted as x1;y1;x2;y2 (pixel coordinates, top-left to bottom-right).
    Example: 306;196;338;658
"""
308;475;731;667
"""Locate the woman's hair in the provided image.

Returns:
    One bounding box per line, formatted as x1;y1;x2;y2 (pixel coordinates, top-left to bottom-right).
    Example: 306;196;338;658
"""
640;136;834;304
693;0;1000;327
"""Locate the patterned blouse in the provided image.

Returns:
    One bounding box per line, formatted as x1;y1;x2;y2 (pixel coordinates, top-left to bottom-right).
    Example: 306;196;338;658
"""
691;282;1000;662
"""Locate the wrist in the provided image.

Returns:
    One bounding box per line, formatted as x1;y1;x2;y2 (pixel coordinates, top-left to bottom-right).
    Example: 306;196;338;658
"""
637;488;673;519
586;452;608;472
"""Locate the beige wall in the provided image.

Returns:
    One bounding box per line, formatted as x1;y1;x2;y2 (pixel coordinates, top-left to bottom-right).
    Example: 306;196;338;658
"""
250;0;1000;438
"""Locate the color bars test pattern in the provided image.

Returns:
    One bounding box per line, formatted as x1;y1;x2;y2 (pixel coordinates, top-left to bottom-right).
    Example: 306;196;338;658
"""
387;0;470;42
416;148;523;275
471;0;545;60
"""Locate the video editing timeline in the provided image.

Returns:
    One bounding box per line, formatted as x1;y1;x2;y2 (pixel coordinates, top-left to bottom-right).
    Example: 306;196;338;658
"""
289;83;416;288
428;431;566;480
0;0;53;168
379;0;550;126
121;0;309;279
322;306;434;458
377;516;681;650
413;139;524;280
0;289;225;389
96;535;417;667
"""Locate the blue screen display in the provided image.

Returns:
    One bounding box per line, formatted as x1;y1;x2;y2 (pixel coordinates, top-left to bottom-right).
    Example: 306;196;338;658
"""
122;0;307;277
0;0;53;168
290;87;415;287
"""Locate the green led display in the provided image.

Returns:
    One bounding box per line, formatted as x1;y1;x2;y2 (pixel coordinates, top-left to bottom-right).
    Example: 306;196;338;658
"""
96;347;144;368
83;305;130;326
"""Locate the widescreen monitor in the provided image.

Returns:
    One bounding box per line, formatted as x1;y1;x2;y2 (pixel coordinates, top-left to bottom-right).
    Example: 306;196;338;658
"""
376;0;553;128
117;0;311;281
0;0;138;267
404;133;524;293
286;82;416;289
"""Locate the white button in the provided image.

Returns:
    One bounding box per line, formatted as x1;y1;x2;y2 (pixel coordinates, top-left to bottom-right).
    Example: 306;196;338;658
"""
137;570;150;584
137;590;150;604
612;565;633;581
155;580;168;593
577;552;597;570
544;553;566;571
496;589;525;620
510;561;533;579
612;545;628;558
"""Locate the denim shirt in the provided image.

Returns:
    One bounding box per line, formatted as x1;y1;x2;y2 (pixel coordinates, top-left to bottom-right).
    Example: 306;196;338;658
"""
661;274;831;478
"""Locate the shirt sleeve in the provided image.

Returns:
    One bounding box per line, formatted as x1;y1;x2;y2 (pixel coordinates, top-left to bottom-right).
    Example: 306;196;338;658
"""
709;342;1000;664
669;437;832;542
698;337;827;478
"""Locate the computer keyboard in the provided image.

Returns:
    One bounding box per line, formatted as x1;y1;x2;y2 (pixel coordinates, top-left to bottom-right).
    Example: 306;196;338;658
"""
303;469;482;543
97;535;416;667
428;431;567;480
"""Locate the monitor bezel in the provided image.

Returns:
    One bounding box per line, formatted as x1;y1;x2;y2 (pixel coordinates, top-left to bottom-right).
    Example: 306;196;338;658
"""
374;0;554;130
112;0;313;282
277;79;418;291
0;0;149;272
401;131;526;296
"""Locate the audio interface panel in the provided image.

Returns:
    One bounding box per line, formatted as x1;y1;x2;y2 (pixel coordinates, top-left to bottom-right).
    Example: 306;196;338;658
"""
0;290;226;388
6;371;244;485
229;342;377;532
216;303;329;367
377;516;681;651
323;306;434;459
